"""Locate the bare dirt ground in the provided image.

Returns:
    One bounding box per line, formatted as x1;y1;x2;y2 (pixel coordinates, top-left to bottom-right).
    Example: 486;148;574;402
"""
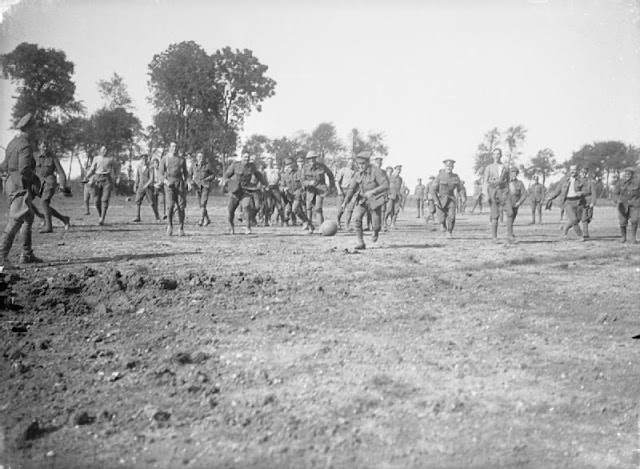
0;192;639;469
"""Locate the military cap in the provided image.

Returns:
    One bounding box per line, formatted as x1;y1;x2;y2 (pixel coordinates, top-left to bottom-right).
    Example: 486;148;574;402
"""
623;166;636;173
306;150;319;159
443;158;455;164
283;157;294;165
15;113;33;130
355;151;371;163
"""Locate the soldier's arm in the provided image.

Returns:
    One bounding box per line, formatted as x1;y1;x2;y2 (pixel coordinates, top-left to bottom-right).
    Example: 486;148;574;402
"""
590;181;597;207
52;156;68;187
370;170;389;196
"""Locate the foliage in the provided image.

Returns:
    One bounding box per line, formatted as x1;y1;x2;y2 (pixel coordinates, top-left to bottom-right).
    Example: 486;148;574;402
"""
504;125;527;167
566;141;639;185
307;122;344;160
84;108;141;161
242;134;271;162
525;148;556;184
473;127;501;175
98;72;133;110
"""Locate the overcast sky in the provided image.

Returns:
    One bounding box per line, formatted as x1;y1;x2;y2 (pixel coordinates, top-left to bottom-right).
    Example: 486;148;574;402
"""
1;0;639;184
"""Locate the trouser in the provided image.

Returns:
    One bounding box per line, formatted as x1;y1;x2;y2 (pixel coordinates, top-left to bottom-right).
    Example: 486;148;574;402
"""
531;200;543;223
135;186;160;220
284;191;308;225
83;183;91;213
471;195;483;213
337;191;356;226
195;185;210;224
2;191;36;260
488;187;515;238
353;203;382;244
560;198;585;237
91;174;114;217
385;197;398;226
305;186;327;225
165;182;187;228
40;180;66;229
435;199;457;233
618;204;639;241
416;199;424;217
264;186;284;225
228;191;257;229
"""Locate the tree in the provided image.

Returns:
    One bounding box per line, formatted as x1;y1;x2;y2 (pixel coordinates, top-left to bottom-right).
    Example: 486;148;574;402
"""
568;141;639;187
473;127;501;175
1;42;85;149
269;136;303;165
526;148;556;184
98;72;133;110
307;122;344;160
504;125;527;167
88;107;141;160
242;134;270;162
211;47;277;168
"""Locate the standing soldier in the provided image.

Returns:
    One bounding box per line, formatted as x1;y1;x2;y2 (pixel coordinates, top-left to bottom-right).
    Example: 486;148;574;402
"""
483;148;512;242
430;159;465;238
611;167;639;244
262;155;283;227
506;167;528;242
542;164;586;242
151;155;166;220
373;155;386;230
336;157;356;229
85;145;119;226
470;179;483;214
414;178;426;218
131;153;161;223
35;141;71;233
280;156;310;228
528;175;546;225
457;181;467;214
221;150;267;235
424;175;436;226
301;151;335;229
159;142;191;236
385;165;404;229
342;151;389;250
579;167;597;239
190;151;215;227
1;113;42;267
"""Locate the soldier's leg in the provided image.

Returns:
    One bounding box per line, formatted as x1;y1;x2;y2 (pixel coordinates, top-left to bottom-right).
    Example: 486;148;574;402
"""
177;185;187;235
227;195;240;234
242;194;254;234
353;204;367;250
2;214;24;265
91;184;103;218
371;207;382;243
165;185;176;236
202;187;211;226
195;189;204;226
581;206;590;238
147;188;160;221
99;177;113;226
345;197;355;230
83;184;91;215
19;211;37;262
629;207;639;243
530;202;537;224
489;192;500;241
132;187;146;222
618;205;628;243
446;202;456;235
505;202;516;242
316;194;325;225
435;205;447;233
40;197;53;232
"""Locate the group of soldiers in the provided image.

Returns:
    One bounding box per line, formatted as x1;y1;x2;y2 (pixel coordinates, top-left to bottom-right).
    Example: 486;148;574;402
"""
2;113;640;268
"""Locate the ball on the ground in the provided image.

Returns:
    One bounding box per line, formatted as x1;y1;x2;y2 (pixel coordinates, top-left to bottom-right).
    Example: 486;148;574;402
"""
320;220;338;236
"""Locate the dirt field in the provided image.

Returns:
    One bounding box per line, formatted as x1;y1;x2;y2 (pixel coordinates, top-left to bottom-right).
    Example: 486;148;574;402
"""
1;193;639;469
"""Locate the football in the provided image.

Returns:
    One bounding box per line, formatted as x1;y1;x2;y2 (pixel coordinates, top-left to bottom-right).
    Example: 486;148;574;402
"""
320;220;338;236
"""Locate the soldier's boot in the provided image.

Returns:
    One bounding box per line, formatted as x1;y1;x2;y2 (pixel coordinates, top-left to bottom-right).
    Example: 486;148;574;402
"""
131;204;142;223
573;223;584;242
491;221;499;243
98;207;108;226
354;227;366;250
39;202;54;233
630;222;639;244
372;230;379;243
244;208;253;235
196;208;205;226
317;208;324;225
1;222;20;268
152;204;161;223
95;200;102;219
582;221;590;239
19;223;42;264
620;226;627;243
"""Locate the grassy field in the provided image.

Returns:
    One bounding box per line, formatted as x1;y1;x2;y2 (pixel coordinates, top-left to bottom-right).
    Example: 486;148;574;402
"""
1;193;639;469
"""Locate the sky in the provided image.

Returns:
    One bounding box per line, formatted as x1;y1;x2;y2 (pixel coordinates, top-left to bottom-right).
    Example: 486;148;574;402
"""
1;0;639;185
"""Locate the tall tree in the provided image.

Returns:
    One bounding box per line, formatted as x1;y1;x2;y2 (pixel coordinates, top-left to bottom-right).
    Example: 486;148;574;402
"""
242;134;270;162
504;125;527;167
526;148;556;184
97;72;133;110
308;122;344;160
473;127;501;175
568;141;639;186
269;136;302;165
211;47;276;168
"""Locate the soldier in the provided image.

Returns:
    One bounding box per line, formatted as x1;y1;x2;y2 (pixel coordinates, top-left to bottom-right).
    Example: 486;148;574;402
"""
336;157;356;229
482;148;512;242
430;159;465;238
414;178;425;218
579;167;597;239
543;164;586;242
280;156;310;228
385;165;404;229
528;175;546;225
373;155;386;229
35;141;71;233
505;167;528;242
131;153;161;223
1;113;42;267
85;145;119;226
151;155;167;220
424;175;436;226
221;150;267;235
342;151;389;250
82;158;93;216
301;151;335;228
158;142;191;236
190;151;215;227
611;167;640;244
457;181;467;213
262;155;283;226
470;179;483;214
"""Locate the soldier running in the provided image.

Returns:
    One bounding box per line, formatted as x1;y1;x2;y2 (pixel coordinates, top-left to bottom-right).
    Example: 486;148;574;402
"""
35;140;71;233
190;151;215;227
131;153;161;224
528;175;546;225
431;159;465;239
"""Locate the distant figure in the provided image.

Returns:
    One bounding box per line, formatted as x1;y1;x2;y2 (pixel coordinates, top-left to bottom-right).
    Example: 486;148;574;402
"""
457;180;467;213
505;167;528;242
579;167;597;239
131;153;161;224
190;151;215;227
528;175;546;225
483;148;513;243
430;159;465;239
159;142;191;236
611;167;639;244
35;140;71;233
543;164;586;242
414;178;425;218
470;179;483;214
336;157;356;229
85;145;119;226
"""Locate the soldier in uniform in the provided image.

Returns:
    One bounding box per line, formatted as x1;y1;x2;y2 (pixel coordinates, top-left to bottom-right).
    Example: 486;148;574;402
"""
543;164;586;242
611;167;640;244
1;113;42;266
189;151;215;227
221;150;267;234
280;156;310;228
158;142;191;236
335;157;356;229
342;151;389;250
85;145;119;226
469;179;483;214
35;141;71;233
301;151;335;228
424;175;436;226
483;148;511;242
528;175;546;225
385;165;404;229
414;178;425;218
262;155;283;226
505;167;528;242
457;181;467;214
151;155;167;220
131;153;161;223
579;167;597;239
430;159;465;238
